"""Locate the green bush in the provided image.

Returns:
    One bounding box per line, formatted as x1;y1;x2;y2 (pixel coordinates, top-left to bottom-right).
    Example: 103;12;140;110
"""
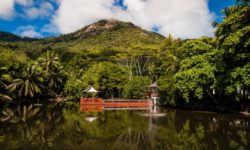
122;76;150;99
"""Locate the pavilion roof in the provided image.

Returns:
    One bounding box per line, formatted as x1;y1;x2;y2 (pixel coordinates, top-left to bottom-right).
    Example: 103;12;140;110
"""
83;87;98;93
148;82;158;88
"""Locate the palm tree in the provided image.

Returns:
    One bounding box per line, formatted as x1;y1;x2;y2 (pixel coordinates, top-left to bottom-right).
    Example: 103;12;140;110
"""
7;64;44;98
38;51;60;77
38;51;65;95
47;65;65;95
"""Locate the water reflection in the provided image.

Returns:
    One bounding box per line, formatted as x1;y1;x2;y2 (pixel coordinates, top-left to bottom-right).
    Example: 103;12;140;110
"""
80;105;103;112
0;103;249;150
1;105;41;123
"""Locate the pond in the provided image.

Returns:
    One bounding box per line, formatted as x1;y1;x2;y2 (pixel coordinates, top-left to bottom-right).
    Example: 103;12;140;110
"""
0;103;250;150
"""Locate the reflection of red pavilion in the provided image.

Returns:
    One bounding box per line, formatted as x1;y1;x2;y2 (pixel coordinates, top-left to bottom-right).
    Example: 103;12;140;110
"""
80;105;103;112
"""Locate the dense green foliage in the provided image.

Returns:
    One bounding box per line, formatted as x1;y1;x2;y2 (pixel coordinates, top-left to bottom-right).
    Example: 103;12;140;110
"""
81;62;128;98
0;1;249;111
173;38;219;101
122;76;150;99
216;2;250;103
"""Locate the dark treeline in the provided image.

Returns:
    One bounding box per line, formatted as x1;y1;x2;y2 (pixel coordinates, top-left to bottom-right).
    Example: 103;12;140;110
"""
0;0;249;112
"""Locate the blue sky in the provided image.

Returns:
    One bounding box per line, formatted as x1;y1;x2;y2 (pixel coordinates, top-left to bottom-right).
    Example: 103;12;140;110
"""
208;0;235;22
0;0;235;38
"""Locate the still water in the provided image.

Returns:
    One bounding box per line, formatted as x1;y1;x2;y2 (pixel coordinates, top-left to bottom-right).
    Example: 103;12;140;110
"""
0;103;250;150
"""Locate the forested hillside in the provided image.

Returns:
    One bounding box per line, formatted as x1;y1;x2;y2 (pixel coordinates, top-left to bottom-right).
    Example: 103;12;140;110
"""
0;1;249;112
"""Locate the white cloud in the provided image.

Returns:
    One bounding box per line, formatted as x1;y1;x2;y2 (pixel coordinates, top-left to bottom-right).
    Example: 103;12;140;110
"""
48;0;215;38
15;25;42;38
24;2;54;19
0;0;15;20
15;0;33;6
0;0;54;20
49;0;114;34
41;23;59;34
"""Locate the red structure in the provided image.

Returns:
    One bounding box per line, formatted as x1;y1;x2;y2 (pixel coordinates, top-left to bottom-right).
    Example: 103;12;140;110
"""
80;98;151;112
80;98;103;105
103;100;151;108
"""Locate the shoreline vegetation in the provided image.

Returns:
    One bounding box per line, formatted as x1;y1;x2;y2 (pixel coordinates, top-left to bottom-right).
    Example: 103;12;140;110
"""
0;0;250;114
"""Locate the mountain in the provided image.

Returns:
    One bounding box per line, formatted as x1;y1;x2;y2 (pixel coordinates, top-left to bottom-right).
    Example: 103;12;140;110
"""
39;19;164;52
0;31;36;42
45;19;164;42
0;19;165;70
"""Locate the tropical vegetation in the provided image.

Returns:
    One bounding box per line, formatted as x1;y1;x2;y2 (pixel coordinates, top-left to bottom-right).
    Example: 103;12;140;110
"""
0;0;249;112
